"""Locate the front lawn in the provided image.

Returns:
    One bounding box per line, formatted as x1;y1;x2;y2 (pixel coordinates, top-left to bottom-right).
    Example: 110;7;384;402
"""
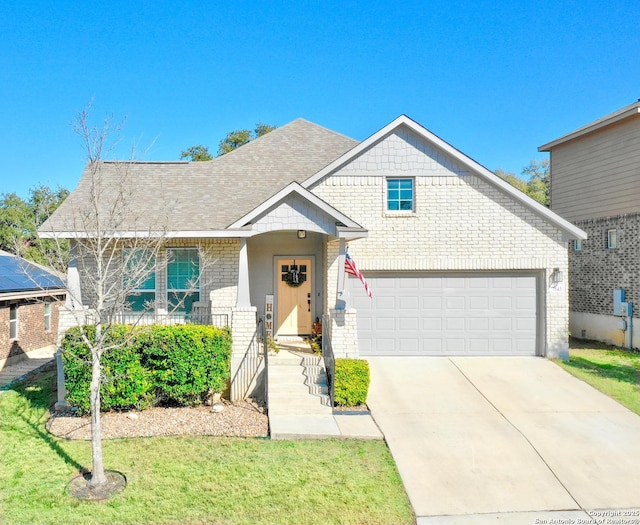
555;339;640;415
0;365;413;525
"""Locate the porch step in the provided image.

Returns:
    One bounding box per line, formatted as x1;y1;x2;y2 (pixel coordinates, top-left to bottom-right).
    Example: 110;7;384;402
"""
267;347;337;439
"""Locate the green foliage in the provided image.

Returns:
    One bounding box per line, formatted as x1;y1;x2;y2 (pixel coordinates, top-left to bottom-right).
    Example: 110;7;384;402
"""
334;358;370;407
61;325;153;414
61;324;232;412
179;145;213;161
137;324;232;405
0;184;69;264
495;158;550;206
217;122;277;156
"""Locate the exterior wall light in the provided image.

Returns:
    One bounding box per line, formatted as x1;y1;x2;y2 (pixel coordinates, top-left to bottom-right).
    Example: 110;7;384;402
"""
551;268;563;285
297;230;307;239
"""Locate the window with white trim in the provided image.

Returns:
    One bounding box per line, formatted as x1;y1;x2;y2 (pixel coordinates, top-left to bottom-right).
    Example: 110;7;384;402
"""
10;305;18;340
607;229;617;249
44;303;51;332
574;239;582;251
167;248;200;313
123;248;157;312
386;178;414;212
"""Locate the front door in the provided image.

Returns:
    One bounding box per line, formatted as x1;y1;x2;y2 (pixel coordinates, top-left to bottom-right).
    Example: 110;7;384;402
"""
277;258;312;335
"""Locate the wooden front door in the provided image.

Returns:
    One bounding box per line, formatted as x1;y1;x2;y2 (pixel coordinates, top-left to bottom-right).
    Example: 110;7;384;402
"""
277;258;312;335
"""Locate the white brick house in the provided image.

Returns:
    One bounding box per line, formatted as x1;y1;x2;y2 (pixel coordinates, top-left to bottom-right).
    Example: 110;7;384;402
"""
41;115;585;399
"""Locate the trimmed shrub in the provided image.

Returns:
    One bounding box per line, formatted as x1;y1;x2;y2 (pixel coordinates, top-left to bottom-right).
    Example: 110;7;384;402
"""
61;325;153;414
137;324;232;406
334;358;370;407
61;323;232;412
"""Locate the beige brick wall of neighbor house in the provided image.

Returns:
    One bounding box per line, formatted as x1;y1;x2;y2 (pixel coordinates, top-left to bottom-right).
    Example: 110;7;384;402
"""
0;300;61;363
311;128;570;357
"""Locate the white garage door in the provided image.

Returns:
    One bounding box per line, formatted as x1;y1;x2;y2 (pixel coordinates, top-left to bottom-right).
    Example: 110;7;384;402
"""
350;273;538;356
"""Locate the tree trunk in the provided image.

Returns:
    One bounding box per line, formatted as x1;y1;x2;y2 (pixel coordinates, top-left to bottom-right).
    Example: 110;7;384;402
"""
88;347;107;487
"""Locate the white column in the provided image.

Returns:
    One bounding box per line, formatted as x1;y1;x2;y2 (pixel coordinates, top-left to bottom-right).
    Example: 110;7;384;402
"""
236;238;251;308
335;238;347;310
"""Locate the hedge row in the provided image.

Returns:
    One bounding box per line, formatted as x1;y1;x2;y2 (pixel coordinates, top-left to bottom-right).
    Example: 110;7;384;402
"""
334;358;370;407
61;324;232;414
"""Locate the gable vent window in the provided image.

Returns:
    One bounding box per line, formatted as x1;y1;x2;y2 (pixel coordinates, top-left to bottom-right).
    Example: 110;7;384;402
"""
607;229;617;249
387;178;414;212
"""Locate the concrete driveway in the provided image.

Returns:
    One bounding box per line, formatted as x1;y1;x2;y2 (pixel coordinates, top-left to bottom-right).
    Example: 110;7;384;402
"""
367;357;640;522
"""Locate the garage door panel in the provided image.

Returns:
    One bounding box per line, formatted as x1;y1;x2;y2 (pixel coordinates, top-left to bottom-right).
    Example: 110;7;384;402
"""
445;296;465;310
355;273;538;356
492;318;512;331
422;296;443;309
400;296;419;309
468;318;489;330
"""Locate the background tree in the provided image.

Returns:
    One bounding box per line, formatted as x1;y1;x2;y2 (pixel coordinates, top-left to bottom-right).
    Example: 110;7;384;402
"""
181;122;276;160
179;145;213;161
495;158;550;206
218;122;276;155
0;185;69;263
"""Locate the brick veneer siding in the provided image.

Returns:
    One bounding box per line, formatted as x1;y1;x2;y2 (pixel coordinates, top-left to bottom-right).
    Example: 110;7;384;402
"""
569;213;640;315
74;238;240;314
310;128;571;357
0;299;61;362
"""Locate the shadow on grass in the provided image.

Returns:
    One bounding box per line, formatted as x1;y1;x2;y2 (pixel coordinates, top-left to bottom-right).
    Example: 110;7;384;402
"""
564;356;640;387
8;363;87;474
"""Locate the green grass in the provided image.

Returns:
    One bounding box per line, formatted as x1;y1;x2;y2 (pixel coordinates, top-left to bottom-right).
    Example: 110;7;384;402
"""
0;365;413;525
555;339;640;415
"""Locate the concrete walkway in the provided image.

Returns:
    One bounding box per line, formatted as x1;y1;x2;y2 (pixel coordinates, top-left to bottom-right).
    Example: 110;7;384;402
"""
267;345;382;440
0;347;56;389
367;357;640;523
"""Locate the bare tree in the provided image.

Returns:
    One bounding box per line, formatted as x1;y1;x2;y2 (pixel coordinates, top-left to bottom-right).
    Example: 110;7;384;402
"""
39;106;175;492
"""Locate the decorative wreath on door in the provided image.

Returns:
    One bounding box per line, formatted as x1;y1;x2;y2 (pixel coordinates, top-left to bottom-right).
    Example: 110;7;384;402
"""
282;263;307;288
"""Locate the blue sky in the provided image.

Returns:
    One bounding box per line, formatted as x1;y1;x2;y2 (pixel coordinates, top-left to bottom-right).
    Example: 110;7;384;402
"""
2;1;640;198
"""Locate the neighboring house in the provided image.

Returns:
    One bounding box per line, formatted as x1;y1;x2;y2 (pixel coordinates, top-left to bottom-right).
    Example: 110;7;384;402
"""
41;115;585;399
0;250;66;369
540;101;640;347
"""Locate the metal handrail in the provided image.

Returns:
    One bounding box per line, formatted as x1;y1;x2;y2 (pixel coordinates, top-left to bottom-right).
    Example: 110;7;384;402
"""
321;314;335;408
230;315;265;400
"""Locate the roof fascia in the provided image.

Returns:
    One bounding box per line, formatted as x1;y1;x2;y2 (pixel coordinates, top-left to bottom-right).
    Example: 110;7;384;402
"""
304;114;587;240
0;289;67;301
539;104;640;151
38;229;255;240
227;182;364;229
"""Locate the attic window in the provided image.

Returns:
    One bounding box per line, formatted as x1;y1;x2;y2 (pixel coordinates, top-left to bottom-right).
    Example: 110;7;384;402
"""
574;239;582;251
387;178;414;212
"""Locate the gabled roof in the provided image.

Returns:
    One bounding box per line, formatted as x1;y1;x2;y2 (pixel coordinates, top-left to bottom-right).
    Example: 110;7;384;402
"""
539;100;640;151
0;250;65;298
304;115;586;240
40;118;358;237
228;182;367;239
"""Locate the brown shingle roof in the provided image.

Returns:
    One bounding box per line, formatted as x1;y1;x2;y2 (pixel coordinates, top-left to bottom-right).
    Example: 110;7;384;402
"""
41;118;358;234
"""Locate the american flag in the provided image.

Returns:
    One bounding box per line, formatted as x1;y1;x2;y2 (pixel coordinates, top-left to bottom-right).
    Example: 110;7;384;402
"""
345;252;372;298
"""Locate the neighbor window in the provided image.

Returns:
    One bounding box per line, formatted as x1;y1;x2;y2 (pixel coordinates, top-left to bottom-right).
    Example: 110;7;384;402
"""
9;305;18;340
607;229;617;249
387;178;414;212
167;248;200;313
124;248;156;312
44;303;51;332
574;239;582;251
